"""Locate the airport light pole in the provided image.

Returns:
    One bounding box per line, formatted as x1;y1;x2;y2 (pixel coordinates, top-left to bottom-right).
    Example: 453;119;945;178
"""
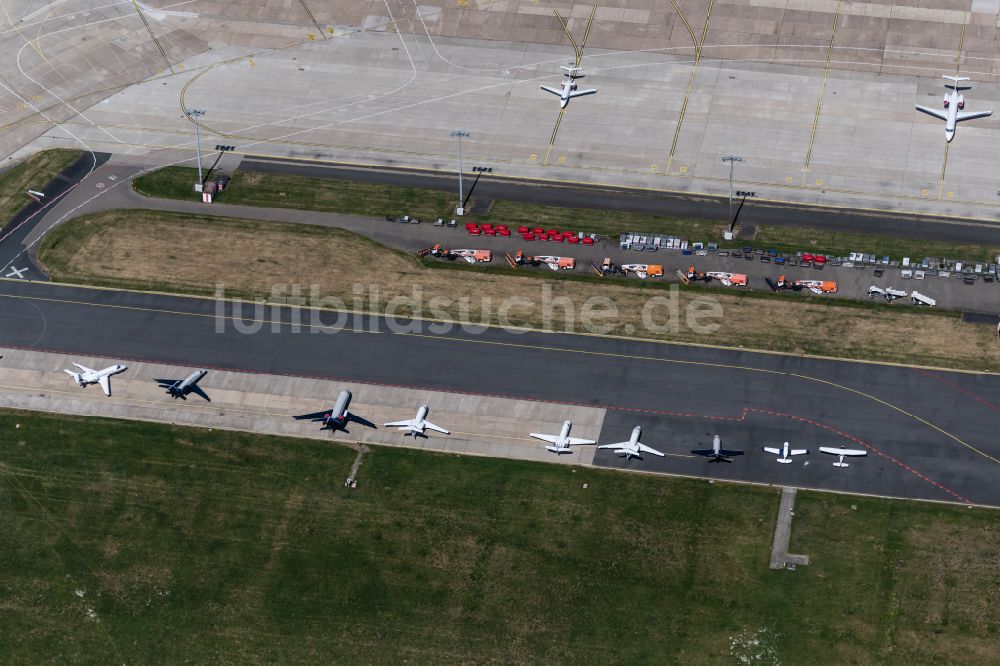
722;154;742;237
451;130;470;215
186;108;206;193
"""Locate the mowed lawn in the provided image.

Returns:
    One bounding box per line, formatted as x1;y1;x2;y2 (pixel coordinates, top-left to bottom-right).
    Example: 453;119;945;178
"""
2;411;999;663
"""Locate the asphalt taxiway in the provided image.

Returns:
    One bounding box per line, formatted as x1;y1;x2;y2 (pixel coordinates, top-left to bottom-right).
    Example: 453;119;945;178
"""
1;279;998;507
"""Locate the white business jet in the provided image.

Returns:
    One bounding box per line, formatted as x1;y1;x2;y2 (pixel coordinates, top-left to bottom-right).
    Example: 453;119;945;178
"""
598;426;664;460
530;420;596;454
762;441;809;464
384;405;449;437
819;446;868;468
540;66;597;109
915;75;993;142
64;362;127;397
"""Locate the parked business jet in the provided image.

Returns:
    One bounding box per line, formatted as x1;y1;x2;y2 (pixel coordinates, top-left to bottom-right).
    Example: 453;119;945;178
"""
384;405;449;437
819;446;868;468
692;435;744;463
155;369;210;401
530;420;596;454
598;426;664;460
64;362;127;397
763;441;808;464
293;390;376;432
916;75;992;142
540;66;597;108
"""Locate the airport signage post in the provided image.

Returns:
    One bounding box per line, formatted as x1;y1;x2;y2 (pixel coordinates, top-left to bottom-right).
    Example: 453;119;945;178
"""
186;108;206;194
722;154;743;240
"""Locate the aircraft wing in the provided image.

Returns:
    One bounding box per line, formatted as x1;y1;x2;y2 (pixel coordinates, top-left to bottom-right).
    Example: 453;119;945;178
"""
155;378;180;388
423;421;450;434
73;362;96;374
819;446;867;456
690;449;715;457
915;105;948;120
566;437;596;446
637;444;665;457
530;433;561;444
98;375;112;396
540;85;563;96
293;410;331;422
567;88;597;98
187;384;211;402
599;441;630;450
957;110;992;122
763;447;781;455
384;419;416;428
790;448;808;456
720;449;745;457
347;413;378;429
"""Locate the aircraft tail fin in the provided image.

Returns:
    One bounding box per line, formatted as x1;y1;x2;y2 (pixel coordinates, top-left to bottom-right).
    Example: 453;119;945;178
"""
943;75;972;89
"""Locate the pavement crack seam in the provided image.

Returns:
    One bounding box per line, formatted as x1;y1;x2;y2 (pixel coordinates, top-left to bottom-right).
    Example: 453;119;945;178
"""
801;0;841;185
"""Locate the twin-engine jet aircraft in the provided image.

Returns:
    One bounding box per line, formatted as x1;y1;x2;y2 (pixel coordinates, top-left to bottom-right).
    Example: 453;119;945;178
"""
692;435;744;463
540;65;598;108
916;75;993;142
384;405;449;437
64;363;127;397
598;426;664;460
156;369;210;401
293;390;376;432
531;420;596;454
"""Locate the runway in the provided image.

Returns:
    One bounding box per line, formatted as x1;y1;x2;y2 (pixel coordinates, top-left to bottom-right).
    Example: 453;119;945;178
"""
1;279;998;507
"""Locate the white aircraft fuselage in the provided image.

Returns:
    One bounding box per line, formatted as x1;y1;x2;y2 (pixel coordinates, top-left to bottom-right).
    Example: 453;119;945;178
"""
64;363;127;397
915;75;992;142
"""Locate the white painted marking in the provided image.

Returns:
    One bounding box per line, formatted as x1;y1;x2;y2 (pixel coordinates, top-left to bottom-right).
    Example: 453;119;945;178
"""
5;266;28;278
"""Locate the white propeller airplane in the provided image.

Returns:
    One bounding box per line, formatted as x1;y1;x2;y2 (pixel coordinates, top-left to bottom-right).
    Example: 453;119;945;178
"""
915;75;992;142
155;369;210;401
691;435;744;463
540;65;597;109
763;441;808;464
530;420;596;454
384;405;449;437
819;446;868;468
293;390;376;432
598;426;664;460
64;362;127;397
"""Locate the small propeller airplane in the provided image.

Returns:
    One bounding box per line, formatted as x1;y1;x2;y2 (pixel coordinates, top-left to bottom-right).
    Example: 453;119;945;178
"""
64;362;127;397
384;405;449;438
540;65;597;109
819;446;868;468
692;435;744;463
598;426;664;460
530;420;596;454
915;75;993;142
762;441;808;464
155;369;210;401
293;390;376;432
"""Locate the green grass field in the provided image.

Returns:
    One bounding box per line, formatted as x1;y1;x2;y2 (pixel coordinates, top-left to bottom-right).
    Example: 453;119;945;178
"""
0;149;83;226
2;409;998;663
134;166;1000;264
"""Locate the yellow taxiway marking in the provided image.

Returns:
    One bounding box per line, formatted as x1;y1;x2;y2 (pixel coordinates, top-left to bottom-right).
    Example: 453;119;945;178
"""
790;374;1000;466
665;0;716;173
297;0;328;39
2;285;994;464
543;5;597;166
801;0;841;187
130;0;174;74
939;13;968;201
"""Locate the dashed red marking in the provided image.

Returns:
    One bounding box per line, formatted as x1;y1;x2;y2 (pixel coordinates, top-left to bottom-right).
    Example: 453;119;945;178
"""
915;368;1000;414
0;342;973;505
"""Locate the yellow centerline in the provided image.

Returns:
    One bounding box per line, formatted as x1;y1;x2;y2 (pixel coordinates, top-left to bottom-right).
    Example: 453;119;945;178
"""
542;5;598;167
939;12;968;201
665;0;716;173
801;0;841;185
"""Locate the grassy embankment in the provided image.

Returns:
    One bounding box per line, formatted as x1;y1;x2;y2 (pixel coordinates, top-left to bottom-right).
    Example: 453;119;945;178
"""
2;409;998;663
135;165;1000;263
38;209;1000;371
0;149;84;226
